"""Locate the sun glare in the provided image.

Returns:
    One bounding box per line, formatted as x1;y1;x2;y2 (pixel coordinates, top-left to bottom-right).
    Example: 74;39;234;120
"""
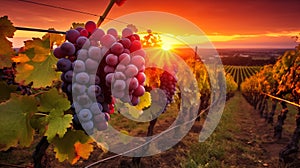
162;43;172;51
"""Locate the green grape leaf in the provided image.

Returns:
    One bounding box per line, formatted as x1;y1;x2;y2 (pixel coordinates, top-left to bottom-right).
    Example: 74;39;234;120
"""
0;94;38;151
45;114;73;142
0;16;16;68
37;89;71;141
0;81;18;102
38;88;70;113
52;130;92;164
15;53;59;88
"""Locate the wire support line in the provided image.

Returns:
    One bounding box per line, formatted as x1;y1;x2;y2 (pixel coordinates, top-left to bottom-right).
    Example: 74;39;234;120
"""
16;0;100;17
15;26;66;34
15;0;149;30
84;97;223;168
262;92;300;108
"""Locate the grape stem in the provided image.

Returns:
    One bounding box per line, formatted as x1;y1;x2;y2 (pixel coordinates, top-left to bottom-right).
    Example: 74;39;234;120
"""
96;0;116;27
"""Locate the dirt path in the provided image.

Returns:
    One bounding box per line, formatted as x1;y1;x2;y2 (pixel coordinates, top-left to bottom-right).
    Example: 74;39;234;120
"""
227;92;299;168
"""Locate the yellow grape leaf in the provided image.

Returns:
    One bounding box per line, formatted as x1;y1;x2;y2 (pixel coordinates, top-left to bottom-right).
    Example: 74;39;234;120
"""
15;53;59;88
52;130;90;163
42;30;65;48
135;92;151;110
0;16;16;68
72;138;94;164
11;53;30;63
0;94;38;151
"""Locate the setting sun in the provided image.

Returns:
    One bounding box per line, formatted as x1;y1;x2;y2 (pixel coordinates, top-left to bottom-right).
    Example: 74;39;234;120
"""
162;43;172;51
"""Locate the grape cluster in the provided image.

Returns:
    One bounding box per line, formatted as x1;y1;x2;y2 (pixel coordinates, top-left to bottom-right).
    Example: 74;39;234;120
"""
159;71;177;106
1;63;32;95
54;21;146;134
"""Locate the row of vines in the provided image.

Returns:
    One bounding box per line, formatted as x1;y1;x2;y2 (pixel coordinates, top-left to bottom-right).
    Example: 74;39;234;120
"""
241;44;300;164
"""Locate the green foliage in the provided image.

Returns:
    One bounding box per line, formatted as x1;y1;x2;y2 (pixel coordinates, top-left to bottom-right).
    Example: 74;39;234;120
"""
37;88;71;141
0;81;18;102
0;94;38;151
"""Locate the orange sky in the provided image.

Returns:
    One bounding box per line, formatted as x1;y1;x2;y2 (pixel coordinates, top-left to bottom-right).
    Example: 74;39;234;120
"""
1;0;299;48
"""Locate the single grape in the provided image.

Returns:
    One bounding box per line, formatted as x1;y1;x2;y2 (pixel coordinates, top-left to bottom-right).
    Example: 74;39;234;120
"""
122;28;133;38
73;60;86;72
106;54;119;66
110;42;124;55
76;36;90;48
87;85;102;98
112;89;125;98
72;83;87;95
77;49;88;61
75;72;90;84
76;94;92;107
125;64;138;78
114;72;126;80
127;77;139;90
88;46;102;61
66;29;80;44
131;55;145;70
85;58;99;72
118;53;131;65
95;121;108;131
90;102;103;115
85;21;97;33
113;79;126;91
57;58;72;72
61;42;76;56
81;121;94;131
133;85;145;97
120;38;131;49
78;108;93;122
53;47;65;58
64;70;73;83
107;28;118;39
129;40;142;52
100;34;116;48
136;72;146;84
80;28;89;37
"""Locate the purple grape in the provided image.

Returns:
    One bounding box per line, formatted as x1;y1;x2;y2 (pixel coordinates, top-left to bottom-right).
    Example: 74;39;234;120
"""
76;36;90;48
73;60;86;72
66;29;80;43
78;109;93;122
57;58;72;72
53;47;65;58
75;72;90;84
64;70;73;83
87;85;102;98
61;42;76;56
